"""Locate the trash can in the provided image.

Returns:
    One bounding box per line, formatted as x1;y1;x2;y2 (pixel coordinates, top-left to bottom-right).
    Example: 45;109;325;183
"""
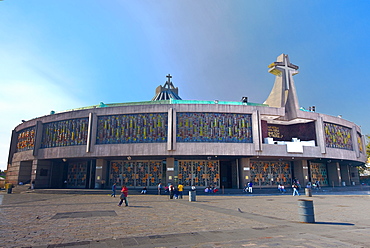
298;199;315;223
189;191;196;202
305;188;312;197
5;183;13;194
342;182;346;186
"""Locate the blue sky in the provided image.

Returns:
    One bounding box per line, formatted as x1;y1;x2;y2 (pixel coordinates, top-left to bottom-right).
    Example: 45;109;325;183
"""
1;1;369;170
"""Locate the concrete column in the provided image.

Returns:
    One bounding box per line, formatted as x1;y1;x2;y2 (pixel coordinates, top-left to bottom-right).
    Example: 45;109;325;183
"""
166;157;175;185
239;158;251;187
340;164;350;186
95;159;105;188
172;109;177;151
252;110;262;152
315;116;326;154
87;113;97;153
301;160;309;185
33;121;43;156
167;108;176;151
327;162;341;187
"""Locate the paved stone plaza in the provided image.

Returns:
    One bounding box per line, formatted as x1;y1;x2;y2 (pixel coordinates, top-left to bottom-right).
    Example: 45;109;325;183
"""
1;189;370;247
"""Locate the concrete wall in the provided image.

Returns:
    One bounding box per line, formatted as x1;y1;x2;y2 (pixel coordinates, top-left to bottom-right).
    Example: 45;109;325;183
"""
8;103;366;187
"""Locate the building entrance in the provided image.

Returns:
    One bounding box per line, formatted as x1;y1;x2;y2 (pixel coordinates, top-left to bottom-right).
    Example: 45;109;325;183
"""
220;161;232;188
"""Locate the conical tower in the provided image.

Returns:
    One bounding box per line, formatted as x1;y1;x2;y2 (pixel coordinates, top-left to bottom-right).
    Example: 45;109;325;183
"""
152;74;182;101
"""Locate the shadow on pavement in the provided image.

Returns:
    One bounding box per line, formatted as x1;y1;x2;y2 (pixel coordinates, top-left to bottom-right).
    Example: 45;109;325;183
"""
312;221;355;226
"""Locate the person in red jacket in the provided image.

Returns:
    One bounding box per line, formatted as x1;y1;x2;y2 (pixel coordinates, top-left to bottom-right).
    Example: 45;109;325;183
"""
118;185;129;207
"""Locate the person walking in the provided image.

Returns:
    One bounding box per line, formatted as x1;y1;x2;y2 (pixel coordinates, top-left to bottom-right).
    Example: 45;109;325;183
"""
111;183;116;197
248;181;253;193
169;184;175;199
177;183;184;199
292;183;300;196
118;185;129;207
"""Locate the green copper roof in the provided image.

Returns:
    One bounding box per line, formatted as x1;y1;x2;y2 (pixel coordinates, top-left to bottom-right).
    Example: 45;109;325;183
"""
61;99;267;113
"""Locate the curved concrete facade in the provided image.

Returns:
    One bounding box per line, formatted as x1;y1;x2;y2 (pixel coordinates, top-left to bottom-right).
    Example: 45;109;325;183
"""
7;100;366;189
6;54;367;189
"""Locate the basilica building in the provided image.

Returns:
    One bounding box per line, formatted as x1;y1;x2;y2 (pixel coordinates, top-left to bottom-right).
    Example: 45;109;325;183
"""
7;54;366;189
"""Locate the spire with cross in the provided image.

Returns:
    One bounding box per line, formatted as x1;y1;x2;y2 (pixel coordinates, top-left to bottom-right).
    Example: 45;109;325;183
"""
264;54;300;118
152;74;182;101
268;54;299;90
163;74;175;89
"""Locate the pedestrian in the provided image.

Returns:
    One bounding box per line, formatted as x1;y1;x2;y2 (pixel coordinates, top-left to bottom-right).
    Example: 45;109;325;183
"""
315;180;321;189
169;184;175;199
111;183;116;197
157;183;162;195
118;185;129;207
177;183;184;199
243;183;248;193
278;184;286;193
141;186;147;194
174;187;179;199
292;183;300;196
248;181;253;193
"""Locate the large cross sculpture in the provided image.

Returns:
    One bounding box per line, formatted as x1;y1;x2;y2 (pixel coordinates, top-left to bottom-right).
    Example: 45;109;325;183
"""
164;74;173;89
268;54;299;90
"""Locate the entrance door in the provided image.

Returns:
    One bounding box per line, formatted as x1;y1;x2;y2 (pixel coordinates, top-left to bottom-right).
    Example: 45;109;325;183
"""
220;161;232;188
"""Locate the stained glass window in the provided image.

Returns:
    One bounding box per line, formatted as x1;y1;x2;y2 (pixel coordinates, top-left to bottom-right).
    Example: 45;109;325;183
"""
178;160;220;187
67;161;88;188
324;122;353;150
41;118;89;148
97;113;168;144
250;161;291;186
109;160;163;187
176;113;252;143
309;162;328;186
16;126;35;152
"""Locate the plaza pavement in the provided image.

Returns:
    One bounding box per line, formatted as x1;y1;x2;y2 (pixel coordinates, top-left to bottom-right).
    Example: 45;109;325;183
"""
0;187;370;248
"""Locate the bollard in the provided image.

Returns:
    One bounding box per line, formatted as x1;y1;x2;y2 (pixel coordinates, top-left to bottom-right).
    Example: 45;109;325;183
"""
189;191;196;202
305;188;312;197
298;199;315;223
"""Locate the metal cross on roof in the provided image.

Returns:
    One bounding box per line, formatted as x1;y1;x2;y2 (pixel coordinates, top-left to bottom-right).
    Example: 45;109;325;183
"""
164;74;174;89
268;54;299;90
166;74;172;82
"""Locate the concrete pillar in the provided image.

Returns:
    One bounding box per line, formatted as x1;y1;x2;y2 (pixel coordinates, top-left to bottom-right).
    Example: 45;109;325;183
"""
301;160;309;185
340;164;350;186
95;159;105;188
87;113;97;153
252;110;262;152
239;158;251;187
33;121;43;156
315;116;326;154
166;157;175;186
327;162;341;187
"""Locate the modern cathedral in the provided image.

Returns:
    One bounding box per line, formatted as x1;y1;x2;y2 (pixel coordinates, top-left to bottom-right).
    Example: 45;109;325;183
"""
7;54;367;190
